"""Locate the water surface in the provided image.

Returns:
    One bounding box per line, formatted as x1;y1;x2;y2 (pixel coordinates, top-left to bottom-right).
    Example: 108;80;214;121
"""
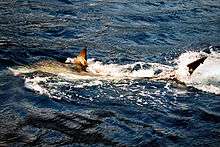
0;0;220;146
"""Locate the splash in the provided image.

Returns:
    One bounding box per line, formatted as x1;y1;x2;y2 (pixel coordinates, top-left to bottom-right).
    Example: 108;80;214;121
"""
86;59;156;79
9;59;160;100
174;50;220;94
9;49;220;100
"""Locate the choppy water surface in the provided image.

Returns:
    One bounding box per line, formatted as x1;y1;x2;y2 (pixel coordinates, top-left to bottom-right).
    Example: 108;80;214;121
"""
0;0;220;146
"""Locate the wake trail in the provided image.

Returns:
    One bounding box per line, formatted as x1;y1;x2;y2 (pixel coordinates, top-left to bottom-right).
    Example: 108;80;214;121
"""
9;49;220;98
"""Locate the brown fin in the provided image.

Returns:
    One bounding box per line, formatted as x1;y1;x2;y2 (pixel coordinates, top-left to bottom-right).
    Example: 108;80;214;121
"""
187;56;207;75
73;48;88;71
79;48;87;61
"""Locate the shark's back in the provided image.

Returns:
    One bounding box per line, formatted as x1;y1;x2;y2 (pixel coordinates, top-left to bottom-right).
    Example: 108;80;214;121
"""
29;60;84;75
11;48;90;77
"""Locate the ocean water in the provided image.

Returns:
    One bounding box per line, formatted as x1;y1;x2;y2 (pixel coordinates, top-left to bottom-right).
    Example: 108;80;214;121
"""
0;0;220;146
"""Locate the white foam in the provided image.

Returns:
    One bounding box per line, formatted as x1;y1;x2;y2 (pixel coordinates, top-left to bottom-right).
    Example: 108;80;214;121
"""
193;84;220;95
74;80;103;88
174;51;208;82
10;50;220;96
24;77;54;98
174;51;220;94
86;60;156;79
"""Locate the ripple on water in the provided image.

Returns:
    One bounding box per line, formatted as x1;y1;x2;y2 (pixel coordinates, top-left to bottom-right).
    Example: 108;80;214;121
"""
1;0;220;146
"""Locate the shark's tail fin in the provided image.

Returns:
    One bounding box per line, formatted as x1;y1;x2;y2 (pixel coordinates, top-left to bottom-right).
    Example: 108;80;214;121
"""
187;56;207;75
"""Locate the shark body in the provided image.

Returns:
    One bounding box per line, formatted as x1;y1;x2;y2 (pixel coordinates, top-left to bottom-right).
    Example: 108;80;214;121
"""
12;48;212;84
12;48;91;76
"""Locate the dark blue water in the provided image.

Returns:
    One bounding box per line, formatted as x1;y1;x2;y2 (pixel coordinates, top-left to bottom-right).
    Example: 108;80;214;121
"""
0;0;220;146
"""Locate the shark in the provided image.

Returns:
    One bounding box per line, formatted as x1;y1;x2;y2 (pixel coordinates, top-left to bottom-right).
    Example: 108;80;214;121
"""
11;47;211;83
11;48;91;77
9;47;220;95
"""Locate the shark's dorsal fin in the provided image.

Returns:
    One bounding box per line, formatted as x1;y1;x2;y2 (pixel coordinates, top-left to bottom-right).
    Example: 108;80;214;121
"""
65;48;88;71
79;48;87;61
74;48;88;69
187;56;207;75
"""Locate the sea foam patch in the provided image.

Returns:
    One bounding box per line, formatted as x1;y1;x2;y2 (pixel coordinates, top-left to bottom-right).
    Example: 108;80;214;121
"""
9;49;220;99
174;50;220;94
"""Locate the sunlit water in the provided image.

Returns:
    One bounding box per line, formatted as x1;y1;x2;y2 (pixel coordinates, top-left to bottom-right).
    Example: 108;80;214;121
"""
0;0;220;146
